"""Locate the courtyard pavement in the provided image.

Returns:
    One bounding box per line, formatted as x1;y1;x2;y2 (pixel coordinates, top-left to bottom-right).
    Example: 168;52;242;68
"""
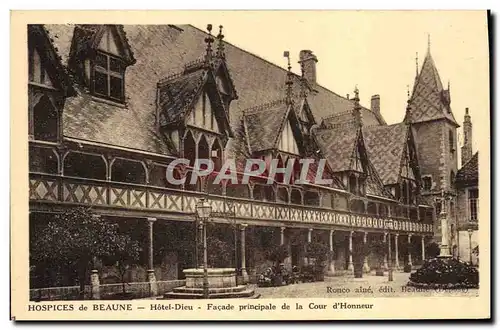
254;271;479;298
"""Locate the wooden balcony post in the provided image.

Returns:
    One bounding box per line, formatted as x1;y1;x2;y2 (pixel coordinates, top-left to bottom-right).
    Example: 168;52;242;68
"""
147;217;158;297
347;231;354;272
240;224;249;283
383;232;389;270
329;229;335;274
363;231;370;273
407;234;413;267
394;233;400;269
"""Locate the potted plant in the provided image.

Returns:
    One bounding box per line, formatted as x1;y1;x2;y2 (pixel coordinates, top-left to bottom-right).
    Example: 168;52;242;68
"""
370;240;386;276
352;241;370;278
265;245;289;286
305;241;329;281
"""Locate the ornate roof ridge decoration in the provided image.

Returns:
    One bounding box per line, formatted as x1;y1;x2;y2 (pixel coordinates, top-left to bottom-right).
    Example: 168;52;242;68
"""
243;98;288;115
322;109;353;121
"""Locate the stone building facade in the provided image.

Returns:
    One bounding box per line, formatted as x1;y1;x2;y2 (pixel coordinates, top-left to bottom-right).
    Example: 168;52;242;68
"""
27;24;476;287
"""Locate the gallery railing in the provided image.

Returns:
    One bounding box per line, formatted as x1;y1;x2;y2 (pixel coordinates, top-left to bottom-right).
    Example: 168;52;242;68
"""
29;172;433;233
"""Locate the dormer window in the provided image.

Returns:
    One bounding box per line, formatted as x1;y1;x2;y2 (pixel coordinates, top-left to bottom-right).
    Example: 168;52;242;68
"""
29;48;53;88
92;51;125;102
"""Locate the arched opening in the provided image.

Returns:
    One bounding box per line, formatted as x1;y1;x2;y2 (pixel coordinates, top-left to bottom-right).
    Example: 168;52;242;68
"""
185;170;201;192
274;155;285;184
63;152;106;180
211;139;223;172
198;135;210;163
253;184;275;202
150;163;182;189
225;183;250;199
320;192;333;208
379;204;388;217
349;174;357;194
33;96;58;142
276;186;289;203
350;199;365;214
401;181;409;204
367;202;378;216
333;193;348;210
290;188;302;205
304;190;320;206
184;131;196;167
29;146;58;174
111;158;146;184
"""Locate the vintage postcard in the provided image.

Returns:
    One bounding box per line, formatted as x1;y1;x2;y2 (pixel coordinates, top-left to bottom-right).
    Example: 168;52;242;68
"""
10;10;490;321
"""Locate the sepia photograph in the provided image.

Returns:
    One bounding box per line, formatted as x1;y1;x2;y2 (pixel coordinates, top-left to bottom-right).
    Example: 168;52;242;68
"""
11;10;490;320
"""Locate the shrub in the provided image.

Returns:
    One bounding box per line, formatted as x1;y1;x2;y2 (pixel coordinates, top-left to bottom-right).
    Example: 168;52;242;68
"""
426;242;440;259
408;257;478;288
265;245;289;268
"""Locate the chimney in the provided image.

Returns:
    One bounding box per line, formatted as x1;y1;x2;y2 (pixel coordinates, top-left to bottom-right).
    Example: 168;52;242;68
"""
461;107;473;166
298;50;318;85
371;94;380;113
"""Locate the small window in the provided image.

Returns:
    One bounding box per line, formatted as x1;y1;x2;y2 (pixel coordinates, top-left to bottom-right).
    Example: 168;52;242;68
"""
92;51;125;102
449;130;455;153
422;176;432;191
469;188;479;221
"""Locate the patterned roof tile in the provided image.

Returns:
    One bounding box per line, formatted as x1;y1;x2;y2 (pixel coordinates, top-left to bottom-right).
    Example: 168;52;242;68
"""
363;123;408;185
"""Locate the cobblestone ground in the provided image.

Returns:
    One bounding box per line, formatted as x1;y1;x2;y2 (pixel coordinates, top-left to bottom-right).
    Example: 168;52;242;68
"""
254;271;479;298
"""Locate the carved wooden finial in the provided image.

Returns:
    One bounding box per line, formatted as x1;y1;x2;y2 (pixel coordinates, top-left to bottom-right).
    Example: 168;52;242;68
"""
216;25;225;59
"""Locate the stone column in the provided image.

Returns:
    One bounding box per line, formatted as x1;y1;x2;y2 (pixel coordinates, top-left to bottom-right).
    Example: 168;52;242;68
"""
329;229;335;274
306;228;313;265
90;269;100;300
90;216;100;300
280;226;285;246
347;231;354;272
439;198;452;257
421;236;426;261
240;224;249;283
383;232;389;270
147;217;158;297
407;234;413;267
363;232;370;273
394;233;400;269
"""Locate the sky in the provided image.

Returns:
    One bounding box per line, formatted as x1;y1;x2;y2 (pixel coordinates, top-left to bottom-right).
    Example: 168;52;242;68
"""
193;11;489;166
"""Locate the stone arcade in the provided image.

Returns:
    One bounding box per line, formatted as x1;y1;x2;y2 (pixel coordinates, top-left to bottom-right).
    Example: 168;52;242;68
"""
28;24;477;297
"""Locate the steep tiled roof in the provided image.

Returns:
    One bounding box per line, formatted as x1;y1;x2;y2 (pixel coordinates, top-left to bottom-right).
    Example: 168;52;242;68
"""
456;152;478;187
363;123;408;185
158;67;207;125
43;24;386;156
314;126;358;173
243;99;290;153
408;51;458;126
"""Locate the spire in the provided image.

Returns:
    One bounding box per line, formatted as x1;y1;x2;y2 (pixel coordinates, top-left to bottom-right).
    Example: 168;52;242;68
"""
216;25;225;59
299;57;308;98
352;85;362;127
415;52;419;77
405;85;412;125
427;33;431;54
284;51;294;105
204;24;215;64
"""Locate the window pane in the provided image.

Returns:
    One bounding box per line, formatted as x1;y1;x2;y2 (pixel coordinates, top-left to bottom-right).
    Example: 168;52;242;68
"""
94;71;108;96
109;75;123;100
109;57;122;73
95;53;108;69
